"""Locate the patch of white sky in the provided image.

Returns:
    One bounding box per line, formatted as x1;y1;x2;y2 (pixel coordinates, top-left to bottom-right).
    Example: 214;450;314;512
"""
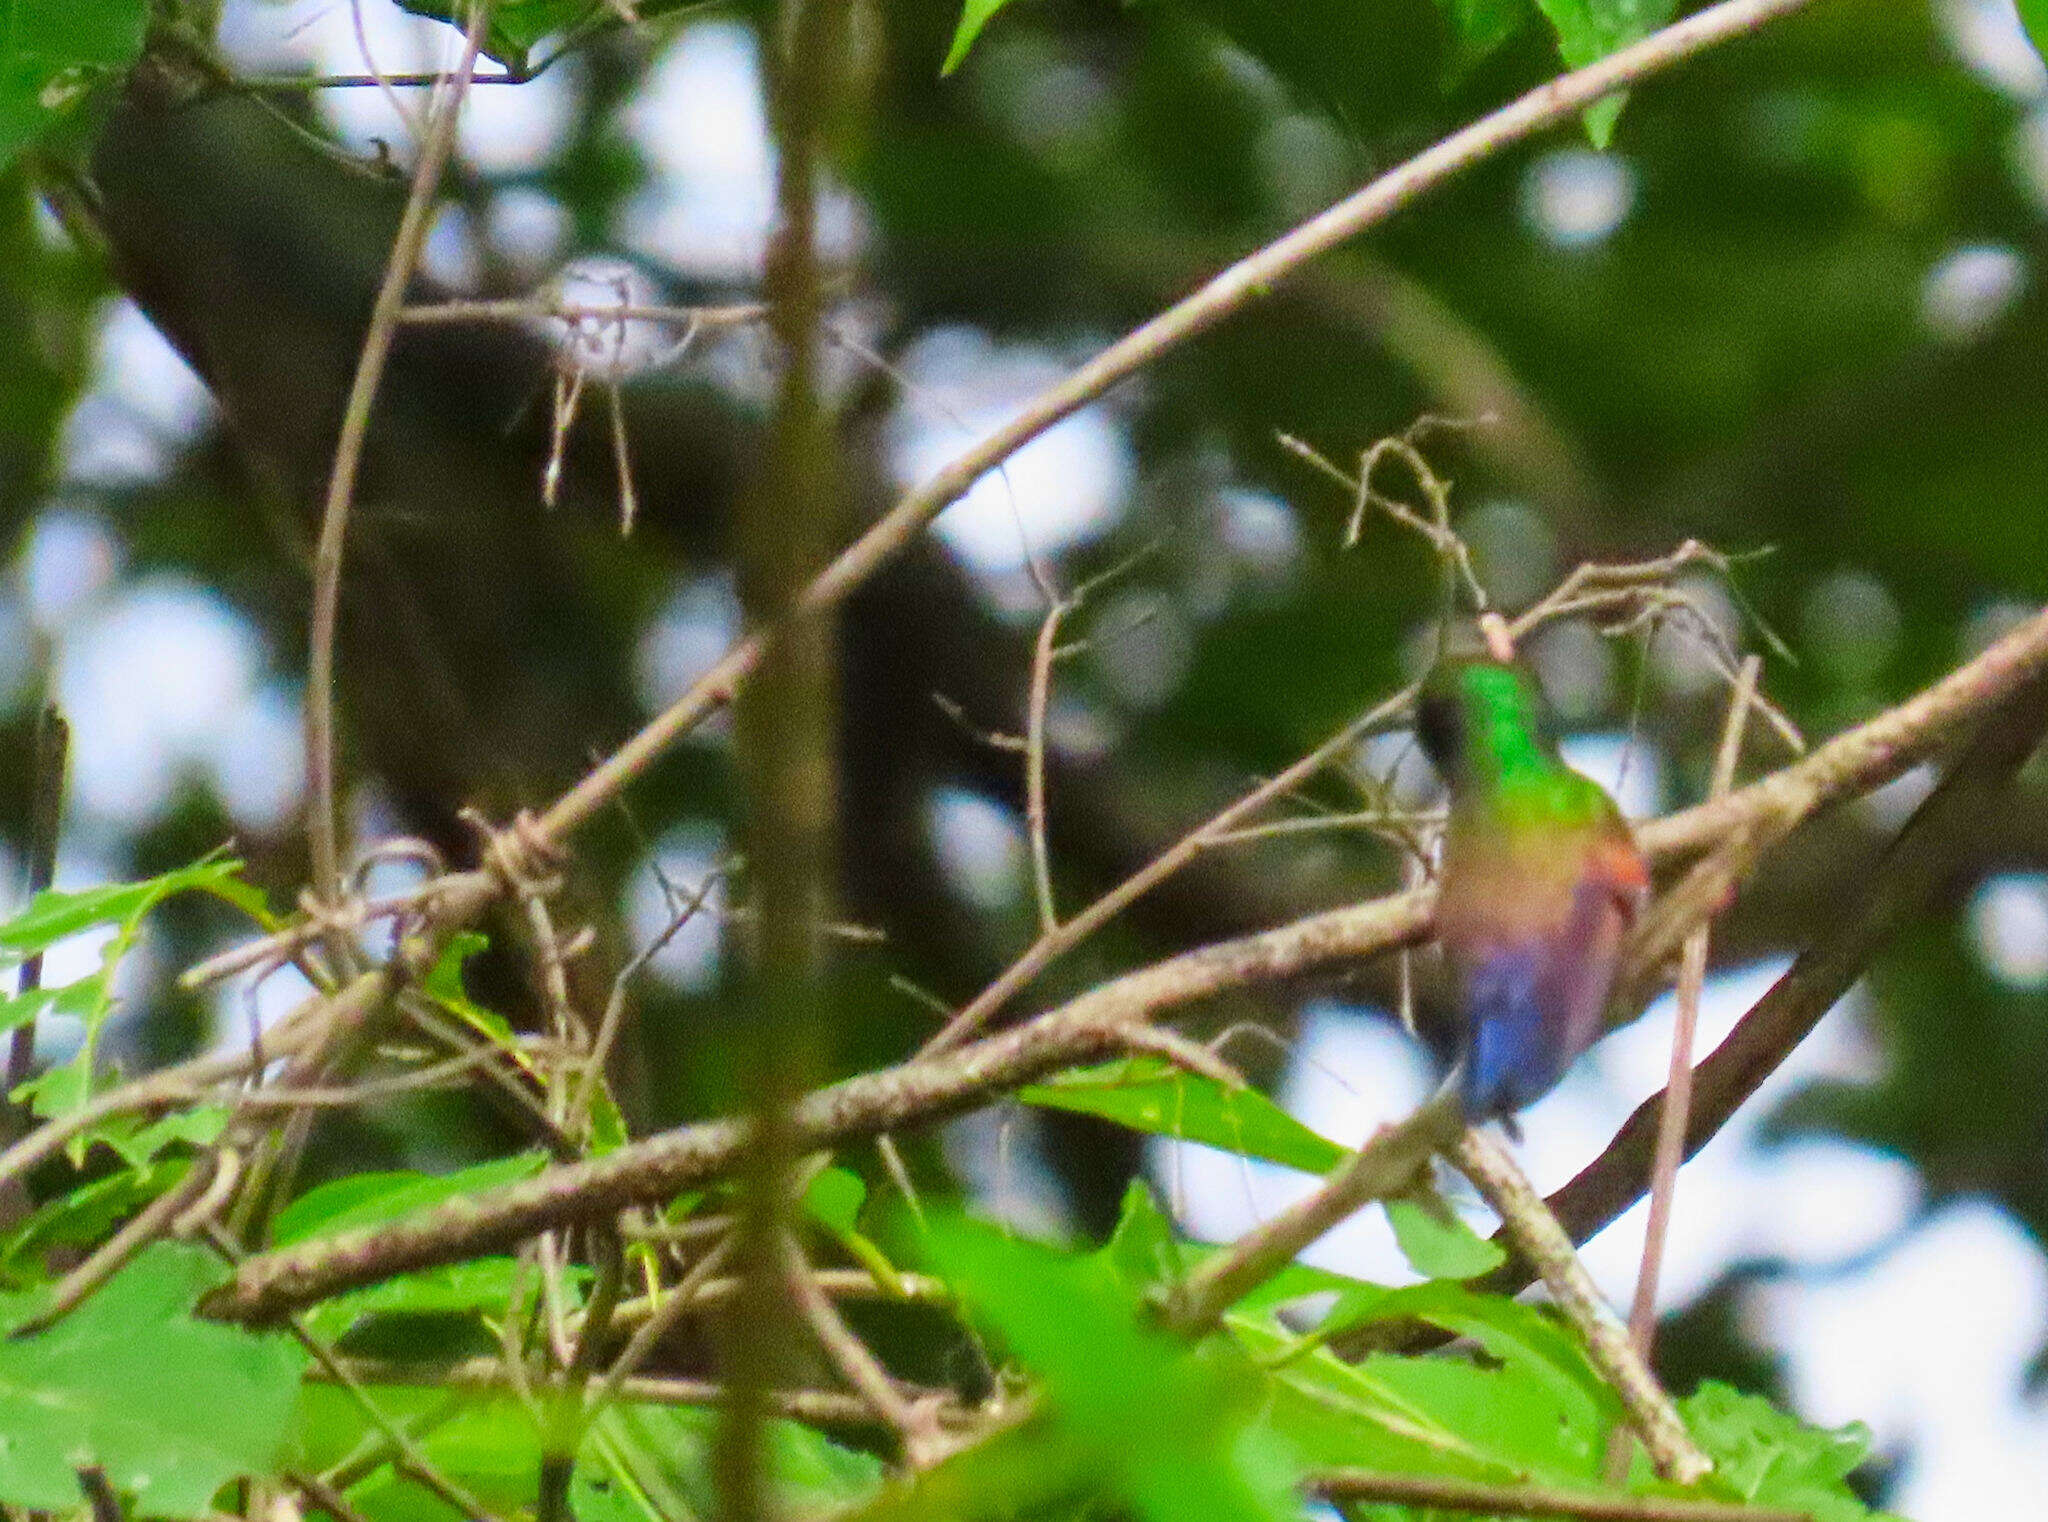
1930;2;2047;342
882;325;1135;605
622;820;729;994
216;0;578;175
20;301;306;844
635;569;742;725
1520;148;1638;252
927;787;1029;912
60;300;216;486
619;20;864;280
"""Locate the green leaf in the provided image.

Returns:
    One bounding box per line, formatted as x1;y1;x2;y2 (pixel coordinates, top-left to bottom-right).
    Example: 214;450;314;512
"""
805;1164;868;1236
1226;1311;1533;1479
426;930;521;1042
299;1257;527;1342
277;1156;560;1340
95;1104;231;1169
0;984;55;1034
1094;1178;1368;1317
2024;2;2048;66
0;1159;189;1282
924;1215;1299;1522
0;0;146;169
296;1386;884;1522
0;858;246;963
394;0;606;72
1532;0;1677;146
587;1404;887;1518
272;1151;549;1245
1439;0;1535;75
0;1243;307;1514
805;1166;907;1294
1098;1178;1189;1295
1021;1057;1347;1174
1684;1383;1892;1522
942;0;1019;75
1385;1196;1507;1280
0;858;250;1142
588;1084;630;1154
424;932;548;1094
848;1413;1098;1522
1223;1275;1621;1484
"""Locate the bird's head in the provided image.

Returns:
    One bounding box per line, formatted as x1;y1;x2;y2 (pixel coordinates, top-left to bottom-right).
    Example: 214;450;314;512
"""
1416;657;1554;788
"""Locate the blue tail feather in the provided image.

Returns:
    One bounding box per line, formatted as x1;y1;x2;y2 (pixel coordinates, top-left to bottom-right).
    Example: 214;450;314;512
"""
1459;948;1575;1121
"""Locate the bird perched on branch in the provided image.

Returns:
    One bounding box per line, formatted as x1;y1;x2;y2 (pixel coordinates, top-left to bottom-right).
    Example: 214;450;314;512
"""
1416;653;1649;1121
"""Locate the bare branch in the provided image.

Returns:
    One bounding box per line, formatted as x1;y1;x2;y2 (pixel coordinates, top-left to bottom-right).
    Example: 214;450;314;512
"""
527;0;1828;850
1608;656;1759;1484
305;3;491;903
203;600;2048;1322
1450;1131;1709;1484
1309;1471;1814;1522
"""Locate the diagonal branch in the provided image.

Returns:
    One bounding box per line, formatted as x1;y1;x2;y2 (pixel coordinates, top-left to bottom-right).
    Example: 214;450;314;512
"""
1485;658;2048;1290
202;600;2048;1323
527;0;1830;849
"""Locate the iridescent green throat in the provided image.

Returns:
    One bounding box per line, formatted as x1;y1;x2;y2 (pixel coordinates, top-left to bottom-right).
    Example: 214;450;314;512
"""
1456;663;1553;788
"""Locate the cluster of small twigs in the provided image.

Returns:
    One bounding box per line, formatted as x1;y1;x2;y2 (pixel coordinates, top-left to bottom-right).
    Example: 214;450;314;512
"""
12;488;2048;1522
23;1;2045;1520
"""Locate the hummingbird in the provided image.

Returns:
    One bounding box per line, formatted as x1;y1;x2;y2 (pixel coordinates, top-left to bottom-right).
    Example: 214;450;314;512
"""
1415;656;1650;1121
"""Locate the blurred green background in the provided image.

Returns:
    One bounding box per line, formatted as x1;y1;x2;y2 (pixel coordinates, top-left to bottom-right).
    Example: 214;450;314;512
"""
4;0;2048;1511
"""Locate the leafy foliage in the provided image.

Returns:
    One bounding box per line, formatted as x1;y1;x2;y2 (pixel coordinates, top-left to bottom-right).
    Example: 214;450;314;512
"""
1;857;252;1128
1533;0;1676;143
0;0;145;170
1021;1056;1346;1172
1685;1383;1905;1522
0;0;2022;1515
0;1244;305;1514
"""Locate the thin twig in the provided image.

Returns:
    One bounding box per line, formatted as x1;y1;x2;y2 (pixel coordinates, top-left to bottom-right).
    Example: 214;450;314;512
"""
318;1356;955;1428
571;860;727;1128
589;1235;737;1413
597;1267;950;1331
305;0;491;905
525;0;1830;851
398;298;769;327
7;1161;215;1336
1309;1471;1812;1522
1606;656;1758;1481
178;880;455;989
288;1468;379;1522
0;1038;285;1197
243;70;532;89
3;704;67;1132
348;0;423;145
1451;1130;1710;1484
1165;1090;1464;1336
782;1235;946;1465
538;1231;625;1522
1025;596;1070;934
